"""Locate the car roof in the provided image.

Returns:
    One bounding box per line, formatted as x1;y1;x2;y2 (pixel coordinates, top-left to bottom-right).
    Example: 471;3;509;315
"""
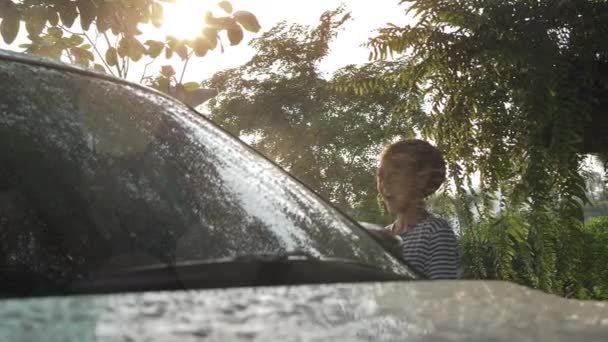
0;48;179;107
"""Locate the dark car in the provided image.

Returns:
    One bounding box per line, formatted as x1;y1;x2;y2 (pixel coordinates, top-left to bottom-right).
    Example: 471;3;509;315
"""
1;49;608;341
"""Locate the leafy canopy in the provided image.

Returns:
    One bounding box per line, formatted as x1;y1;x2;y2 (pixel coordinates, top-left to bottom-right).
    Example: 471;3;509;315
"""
205;7;408;223
0;0;260;96
348;0;608;293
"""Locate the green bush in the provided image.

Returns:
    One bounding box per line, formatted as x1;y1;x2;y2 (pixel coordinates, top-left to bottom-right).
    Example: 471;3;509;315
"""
578;216;608;300
459;212;530;284
459;215;608;300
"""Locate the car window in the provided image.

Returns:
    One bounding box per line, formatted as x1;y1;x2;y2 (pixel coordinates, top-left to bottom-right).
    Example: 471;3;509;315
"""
0;57;413;288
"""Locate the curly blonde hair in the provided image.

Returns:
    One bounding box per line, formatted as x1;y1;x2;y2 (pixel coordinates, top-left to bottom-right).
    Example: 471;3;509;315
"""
378;139;446;197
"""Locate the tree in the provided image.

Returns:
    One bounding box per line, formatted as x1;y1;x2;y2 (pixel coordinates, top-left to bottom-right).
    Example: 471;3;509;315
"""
348;0;608;294
0;0;260;102
204;7;407;224
578;216;608;300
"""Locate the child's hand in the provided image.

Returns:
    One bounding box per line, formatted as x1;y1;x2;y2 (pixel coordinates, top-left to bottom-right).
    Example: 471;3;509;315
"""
367;229;401;255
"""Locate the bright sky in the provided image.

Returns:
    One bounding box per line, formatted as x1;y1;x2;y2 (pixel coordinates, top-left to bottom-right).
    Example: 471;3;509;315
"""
130;0;410;84
0;1;410;83
155;0;409;81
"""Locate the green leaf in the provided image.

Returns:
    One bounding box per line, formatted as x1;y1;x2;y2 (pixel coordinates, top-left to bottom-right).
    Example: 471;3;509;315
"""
0;15;20;44
105;47;118;66
183;82;201;91
191;36;208;57
126;37;146;61
204;11;213;24
47;27;63;38
161;65;175;78
93;63;106;73
124;11;143;36
165;47;173;59
70;47;93;66
205;12;237;30
233;11;260;33
38;45;63;60
96;2;112;32
175;44;188;60
156;76;170;92
67;34;84;47
144;40;164;58
141;3;151;22
227;25;243;45
25;7;47;38
166;35;179;49
151;2;163;28
77;0;96;31
47;9;60;27
167;36;188;60
201;27;217;49
218;1;233;14
83;48;94;61
58;2;78;28
117;37;128;57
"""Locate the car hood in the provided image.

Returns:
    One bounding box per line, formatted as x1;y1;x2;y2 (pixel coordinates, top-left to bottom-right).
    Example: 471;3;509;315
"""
1;281;607;341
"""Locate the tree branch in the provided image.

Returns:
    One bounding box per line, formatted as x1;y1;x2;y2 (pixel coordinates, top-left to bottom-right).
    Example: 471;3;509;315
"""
103;32;122;78
140;58;156;83
83;31;116;77
59;25;84;36
124;55;130;79
117;34;128;79
179;51;194;84
64;49;75;64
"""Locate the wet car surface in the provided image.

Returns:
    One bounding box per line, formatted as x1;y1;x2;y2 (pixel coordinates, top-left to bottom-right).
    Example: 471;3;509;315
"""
2;281;608;341
2;50;608;341
0;48;411;296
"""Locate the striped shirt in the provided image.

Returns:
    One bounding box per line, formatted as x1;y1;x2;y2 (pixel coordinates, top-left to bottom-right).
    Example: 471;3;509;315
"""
387;214;460;280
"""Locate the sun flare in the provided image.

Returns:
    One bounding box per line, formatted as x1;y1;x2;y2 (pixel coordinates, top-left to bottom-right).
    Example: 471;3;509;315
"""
161;0;211;39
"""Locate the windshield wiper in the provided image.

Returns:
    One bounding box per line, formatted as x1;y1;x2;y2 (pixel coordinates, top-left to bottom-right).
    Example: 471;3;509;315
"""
63;251;410;296
173;251;387;271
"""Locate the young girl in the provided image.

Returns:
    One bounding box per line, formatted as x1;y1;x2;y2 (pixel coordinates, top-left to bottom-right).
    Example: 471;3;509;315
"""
373;139;460;279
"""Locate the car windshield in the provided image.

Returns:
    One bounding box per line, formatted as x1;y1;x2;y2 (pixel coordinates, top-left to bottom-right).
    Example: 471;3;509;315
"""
0;53;412;290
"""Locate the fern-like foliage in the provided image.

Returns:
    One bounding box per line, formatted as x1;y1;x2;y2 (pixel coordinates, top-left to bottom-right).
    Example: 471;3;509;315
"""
338;0;608;294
